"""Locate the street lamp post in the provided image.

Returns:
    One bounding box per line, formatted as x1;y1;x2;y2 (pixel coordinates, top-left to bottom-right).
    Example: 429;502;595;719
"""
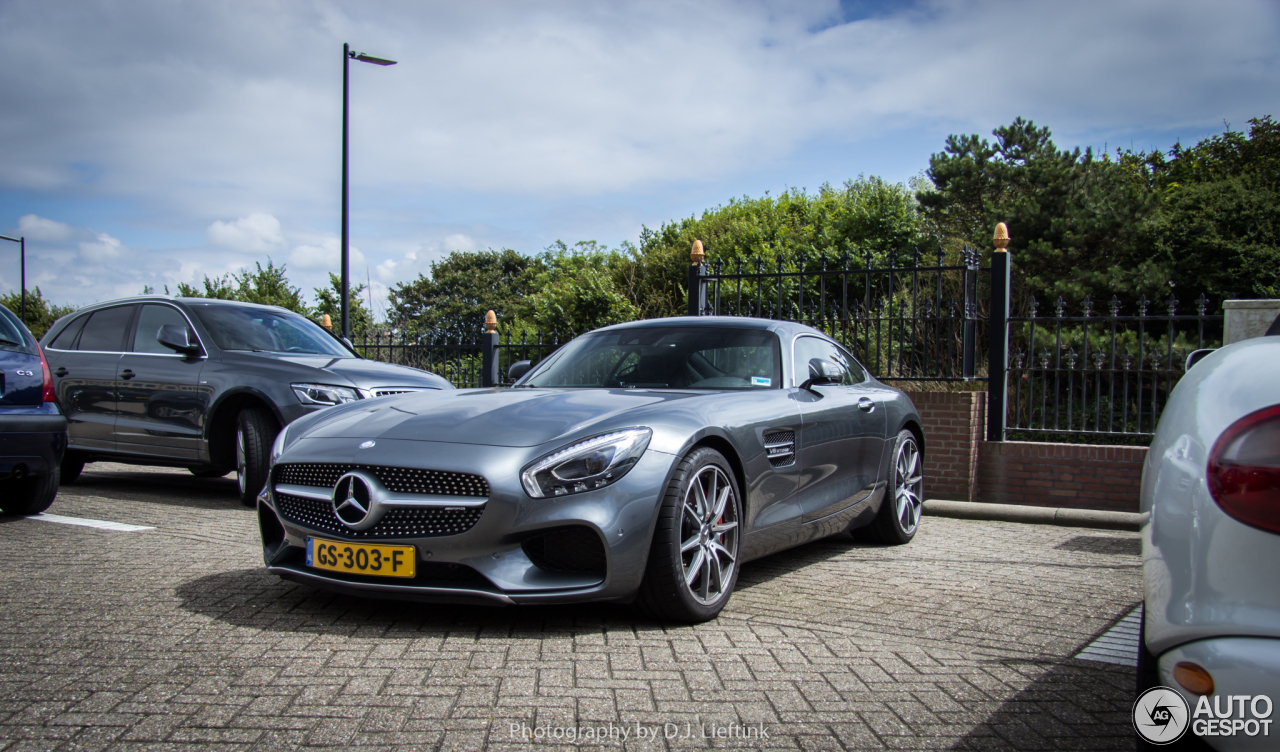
341;43;396;341
0;234;24;323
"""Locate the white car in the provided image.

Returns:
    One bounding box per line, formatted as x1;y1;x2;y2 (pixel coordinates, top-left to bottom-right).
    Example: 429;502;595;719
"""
1139;335;1280;750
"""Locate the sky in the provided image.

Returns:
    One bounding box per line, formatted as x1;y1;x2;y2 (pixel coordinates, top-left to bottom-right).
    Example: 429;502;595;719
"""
1;0;1277;319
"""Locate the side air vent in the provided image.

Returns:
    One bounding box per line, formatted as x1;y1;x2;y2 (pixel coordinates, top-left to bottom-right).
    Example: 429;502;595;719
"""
763;430;796;467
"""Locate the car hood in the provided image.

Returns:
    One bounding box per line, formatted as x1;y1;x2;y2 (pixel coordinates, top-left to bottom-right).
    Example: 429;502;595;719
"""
225;351;451;389
297;387;701;447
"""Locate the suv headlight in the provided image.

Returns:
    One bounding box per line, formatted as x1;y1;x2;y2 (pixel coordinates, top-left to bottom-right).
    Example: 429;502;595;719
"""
292;383;360;406
521;428;652;499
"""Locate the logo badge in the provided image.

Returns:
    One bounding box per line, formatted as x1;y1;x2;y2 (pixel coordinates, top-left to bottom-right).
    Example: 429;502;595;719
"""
359;440;376;449
1133;686;1190;744
331;471;382;530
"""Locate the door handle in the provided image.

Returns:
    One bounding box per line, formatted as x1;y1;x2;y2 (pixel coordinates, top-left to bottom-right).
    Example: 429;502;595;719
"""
54;367;68;377
120;369;135;380
857;397;875;412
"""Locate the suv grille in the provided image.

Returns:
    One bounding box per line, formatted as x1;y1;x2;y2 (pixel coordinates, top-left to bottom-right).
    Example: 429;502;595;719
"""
274;463;489;497
274;492;484;539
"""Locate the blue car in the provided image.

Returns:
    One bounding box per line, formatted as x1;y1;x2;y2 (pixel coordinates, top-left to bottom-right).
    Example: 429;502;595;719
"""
0;303;66;515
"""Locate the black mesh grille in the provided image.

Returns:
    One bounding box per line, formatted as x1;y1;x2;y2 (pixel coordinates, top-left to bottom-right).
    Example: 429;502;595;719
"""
275;492;484;539
522;527;607;575
274;463;489;497
763;430;796;467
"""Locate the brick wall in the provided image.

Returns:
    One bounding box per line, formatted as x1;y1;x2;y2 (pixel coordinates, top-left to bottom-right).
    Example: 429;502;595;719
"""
901;390;987;503
976;441;1148;513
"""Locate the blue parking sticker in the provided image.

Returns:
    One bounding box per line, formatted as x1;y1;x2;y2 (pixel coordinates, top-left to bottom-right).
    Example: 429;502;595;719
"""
751;377;771;387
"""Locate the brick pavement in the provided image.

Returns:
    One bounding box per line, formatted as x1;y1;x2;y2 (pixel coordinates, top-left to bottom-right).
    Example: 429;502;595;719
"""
0;463;1143;750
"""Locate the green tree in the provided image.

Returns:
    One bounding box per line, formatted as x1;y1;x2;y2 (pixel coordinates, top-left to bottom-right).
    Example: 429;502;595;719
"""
313;273;375;340
623;178;933;318
527;241;638;334
177;259;310;314
387;249;541;335
1140;116;1280;302
0;287;76;340
919;117;1163;306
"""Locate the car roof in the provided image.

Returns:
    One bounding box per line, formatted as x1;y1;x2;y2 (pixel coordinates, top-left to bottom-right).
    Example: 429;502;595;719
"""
65;295;292;314
592;316;827;338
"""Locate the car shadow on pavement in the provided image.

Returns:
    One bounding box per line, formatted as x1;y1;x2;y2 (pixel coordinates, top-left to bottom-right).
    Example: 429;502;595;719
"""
948;657;1139;750
174;534;879;635
64;466;240;509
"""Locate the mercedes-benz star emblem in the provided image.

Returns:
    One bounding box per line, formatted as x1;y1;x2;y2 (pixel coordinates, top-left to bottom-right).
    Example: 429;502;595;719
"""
332;471;381;529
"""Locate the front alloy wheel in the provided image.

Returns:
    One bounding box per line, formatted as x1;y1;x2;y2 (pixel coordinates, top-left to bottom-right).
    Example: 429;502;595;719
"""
680;464;740;606
636;447;742;622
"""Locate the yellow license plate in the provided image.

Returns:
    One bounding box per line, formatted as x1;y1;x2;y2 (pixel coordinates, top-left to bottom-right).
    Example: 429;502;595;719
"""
307;537;416;578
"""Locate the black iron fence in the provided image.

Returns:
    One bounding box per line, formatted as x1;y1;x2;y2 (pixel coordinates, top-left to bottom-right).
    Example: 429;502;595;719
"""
689;248;988;383
1006;293;1222;440
352;227;1234;445
353;328;568;388
691;231;1228;443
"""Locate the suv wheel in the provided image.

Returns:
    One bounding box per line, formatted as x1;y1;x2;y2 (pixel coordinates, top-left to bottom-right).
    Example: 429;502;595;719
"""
235;407;277;507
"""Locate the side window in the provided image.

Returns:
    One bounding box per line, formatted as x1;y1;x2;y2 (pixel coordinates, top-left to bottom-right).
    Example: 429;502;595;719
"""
133;305;194;354
793;336;859;386
76;306;136;352
49;314;89;350
834;343;867;384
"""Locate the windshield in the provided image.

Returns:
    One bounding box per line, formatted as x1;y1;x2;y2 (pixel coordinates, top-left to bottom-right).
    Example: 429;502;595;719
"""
519;326;780;389
191;305;352;356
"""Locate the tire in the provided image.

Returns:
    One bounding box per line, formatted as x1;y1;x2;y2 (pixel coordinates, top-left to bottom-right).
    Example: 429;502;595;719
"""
234;407;277;508
60;453;85;485
865;429;923;545
189;466;230;479
0;467;60;516
635;447;742;623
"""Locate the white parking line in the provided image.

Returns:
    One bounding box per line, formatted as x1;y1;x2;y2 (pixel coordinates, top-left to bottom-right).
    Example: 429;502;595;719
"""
1075;605;1141;666
25;513;154;532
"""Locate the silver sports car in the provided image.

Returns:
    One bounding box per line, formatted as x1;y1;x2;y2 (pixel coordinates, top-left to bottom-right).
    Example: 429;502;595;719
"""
257;317;925;622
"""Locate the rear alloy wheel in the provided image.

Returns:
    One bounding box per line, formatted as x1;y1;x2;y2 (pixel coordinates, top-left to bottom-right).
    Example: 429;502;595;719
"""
0;467;60;516
636;447;742;623
234;407;277;508
865;429;923;545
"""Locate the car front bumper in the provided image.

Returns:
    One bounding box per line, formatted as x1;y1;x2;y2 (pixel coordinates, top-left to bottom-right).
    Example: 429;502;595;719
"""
1158;637;1280;751
257;438;677;605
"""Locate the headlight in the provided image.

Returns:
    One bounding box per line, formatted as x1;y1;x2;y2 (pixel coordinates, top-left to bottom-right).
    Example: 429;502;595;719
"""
521;428;652;498
270;426;289;466
292;383;360;406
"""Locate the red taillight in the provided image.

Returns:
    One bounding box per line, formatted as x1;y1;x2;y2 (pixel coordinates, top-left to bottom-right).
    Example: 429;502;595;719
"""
1208;404;1280;534
37;345;56;403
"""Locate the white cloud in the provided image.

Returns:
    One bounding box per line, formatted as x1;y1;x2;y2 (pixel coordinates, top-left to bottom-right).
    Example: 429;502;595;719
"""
78;232;124;262
17;214;73;242
0;0;1277;308
287;235;365;270
206;213;286;253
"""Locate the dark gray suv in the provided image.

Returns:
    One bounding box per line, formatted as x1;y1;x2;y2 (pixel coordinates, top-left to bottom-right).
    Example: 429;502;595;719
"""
40;296;451;505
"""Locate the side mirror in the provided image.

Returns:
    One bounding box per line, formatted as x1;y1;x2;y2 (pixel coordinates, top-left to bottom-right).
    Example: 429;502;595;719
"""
508;360;532;382
800;358;843;391
1185;348;1216;371
157;324;200;355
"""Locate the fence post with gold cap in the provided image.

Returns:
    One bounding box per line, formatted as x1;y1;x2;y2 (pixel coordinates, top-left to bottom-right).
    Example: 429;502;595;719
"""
481;310;499;387
686;239;706;316
987;223;1012;442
